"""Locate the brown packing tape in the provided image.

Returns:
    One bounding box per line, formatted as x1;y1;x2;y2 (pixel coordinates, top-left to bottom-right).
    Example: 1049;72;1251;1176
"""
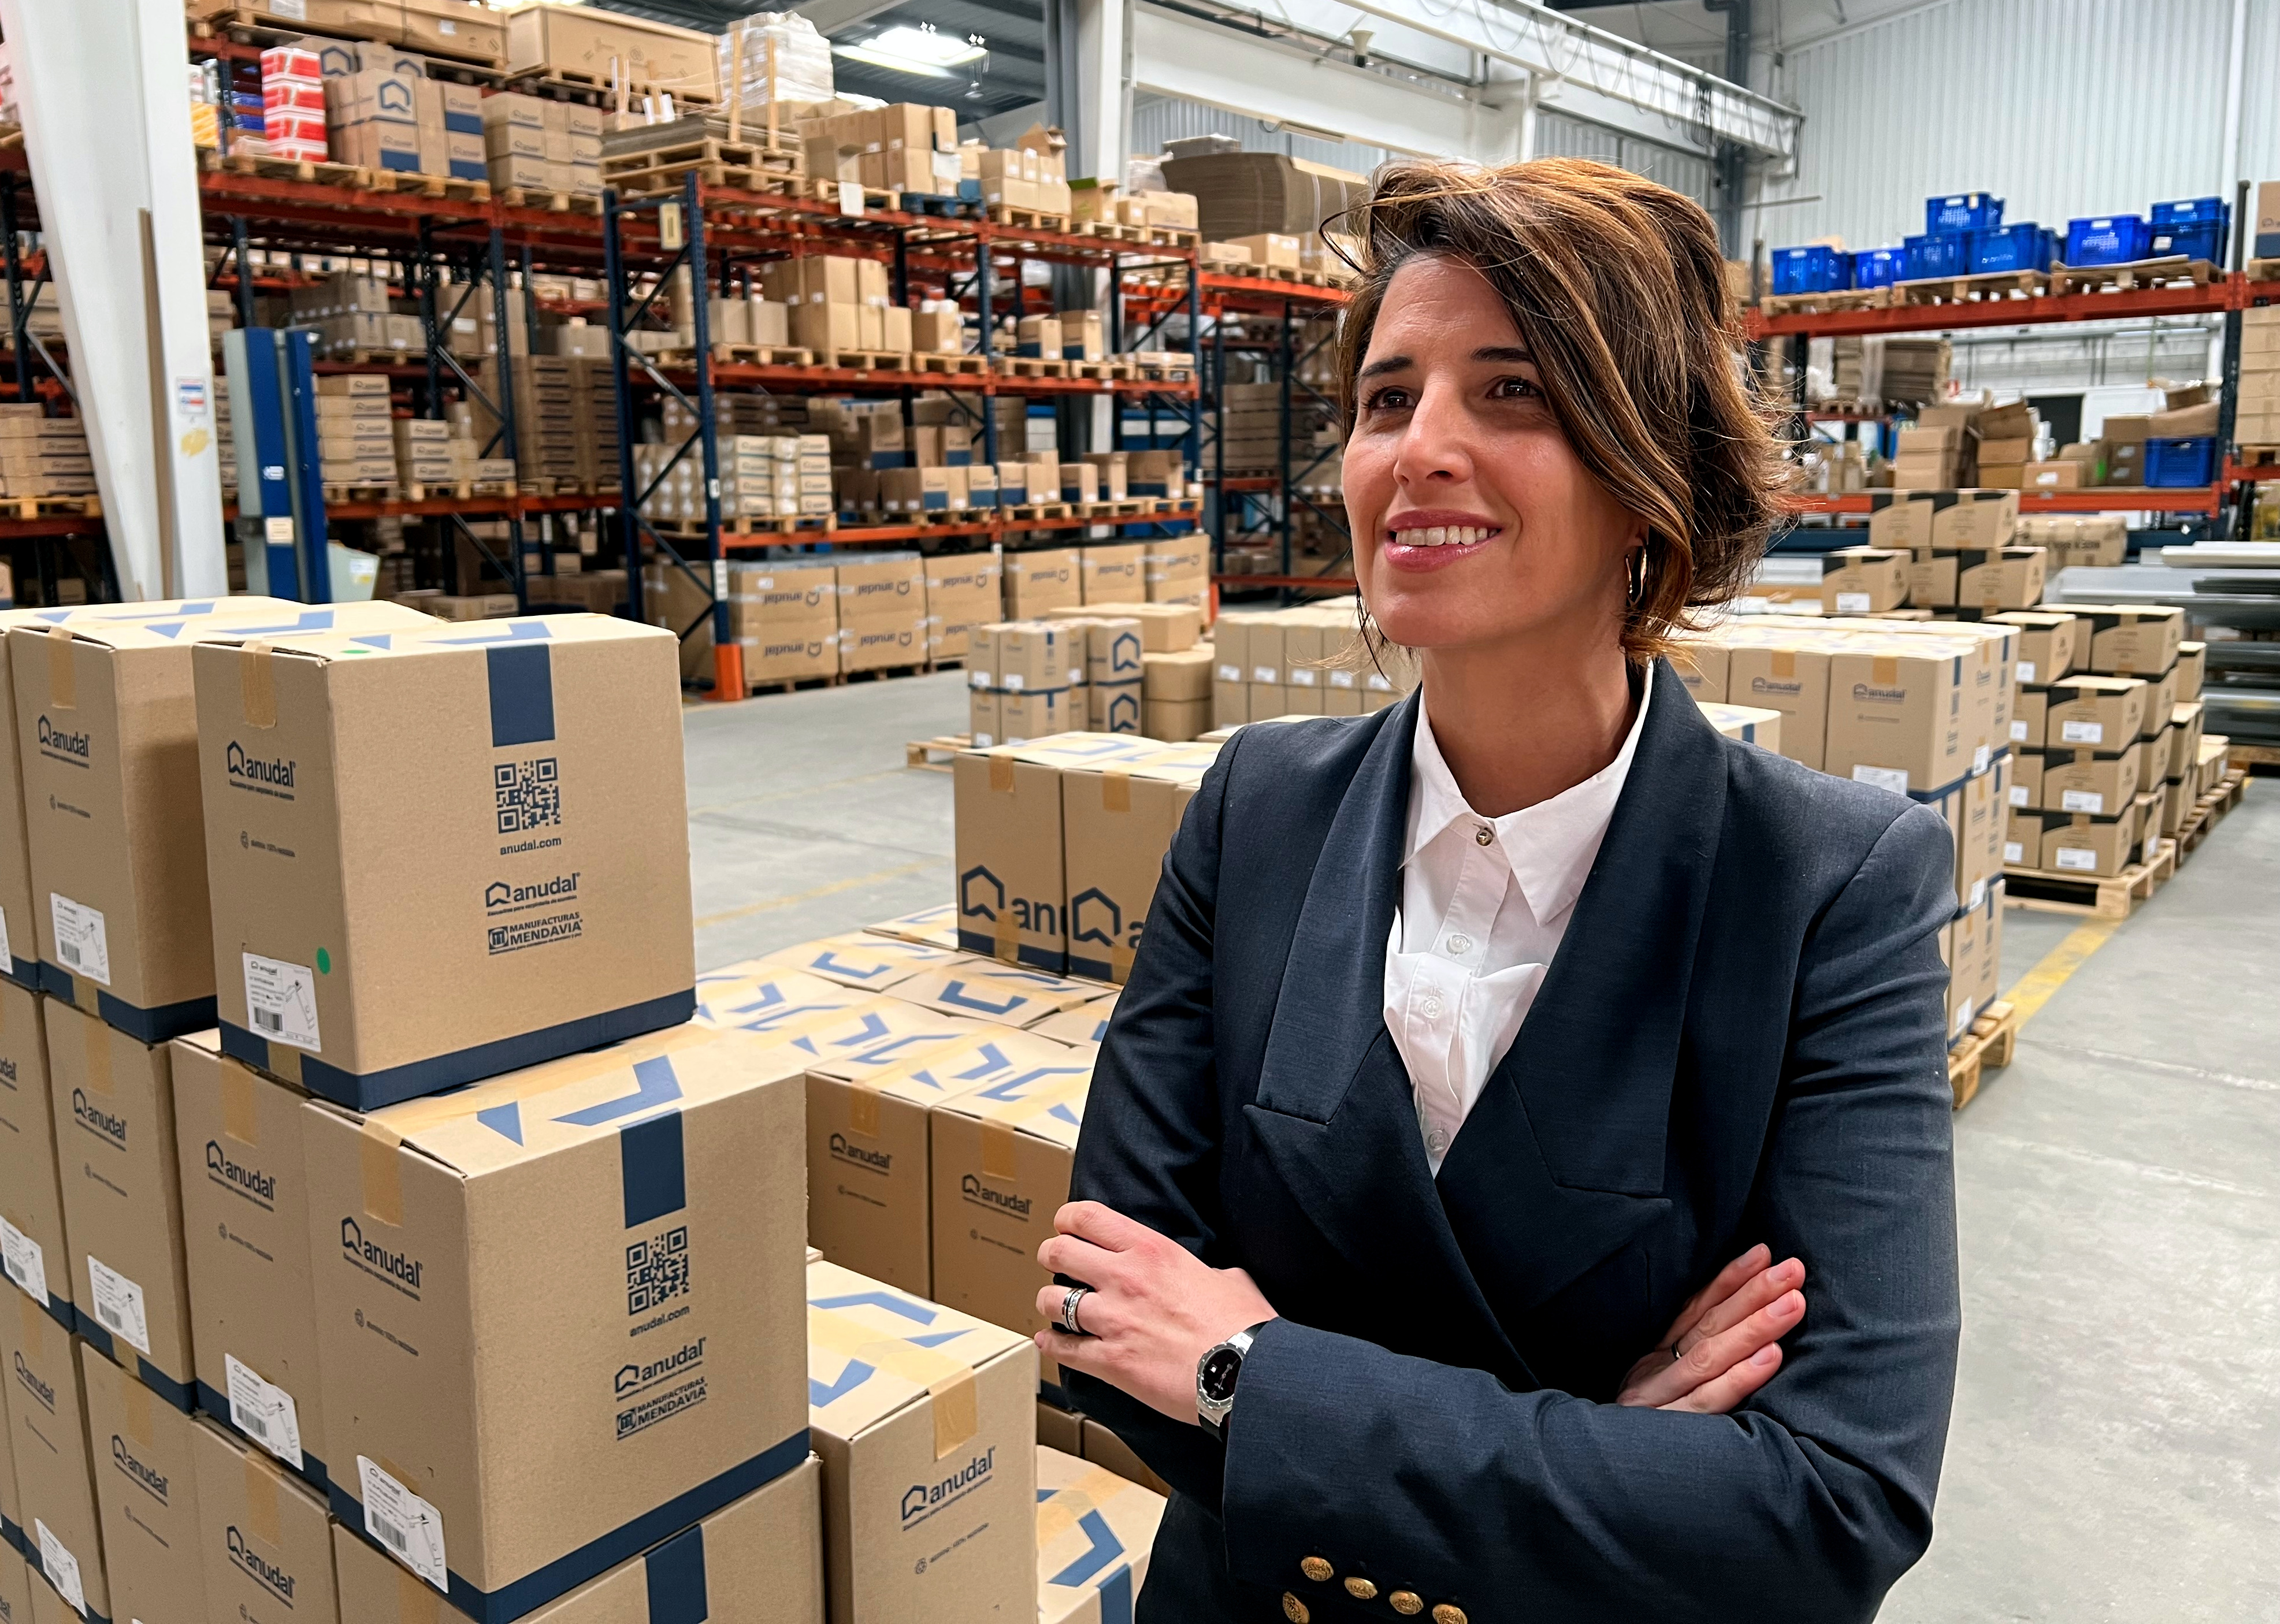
269;1044;303;1087
223;1066;260;1145
83;1017;114;1095
122;1371;155;1446
929;1365;978;1459
46;625;75;709
1110;942;1135;982
1038;1465;1131;1547
244;1449;284;1546
848;1082;881;1139
240;640;279;729
360;1123;406;1227
1771;650;1795;679
1101;768;1130;815
1873;655;1898;685
809;1308;986;1455
989;748;1016;793
992;908;1019;961
981;1117;1019;1180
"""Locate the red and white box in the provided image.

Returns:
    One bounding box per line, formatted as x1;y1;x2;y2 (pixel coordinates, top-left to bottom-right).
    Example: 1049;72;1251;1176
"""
259;44;322;83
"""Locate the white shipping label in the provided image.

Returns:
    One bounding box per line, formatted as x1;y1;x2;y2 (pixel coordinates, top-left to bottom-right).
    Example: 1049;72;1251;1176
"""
1833;592;1872;614
243;953;321;1053
226;1352;306;1470
2060;789;2104;813
1;1217;49;1306
1327;670;1357;689
968;670;990;689
266;0;307;17
1967;878;1986;911
0;904;9;969
1216;664;1241;683
48;895;110;986
2003;841;2025;864
2017;660;2037;684
1004;673;1026;690
933;151;961;181
837;181;865;217
263;515;294;544
361;1456;448;1592
1252;666;1279;684
1851;764;1910;796
36;1519;86;1615
1288;669;1316;687
1951;998;1974;1038
2060;719;2104;744
2054;847;2097;872
87;1255;151;1355
2010;720;2029;742
1973;745;1992;774
2008;785;2029;807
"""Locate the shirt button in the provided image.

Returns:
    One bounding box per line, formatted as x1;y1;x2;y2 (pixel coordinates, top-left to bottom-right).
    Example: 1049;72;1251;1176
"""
1445;933;1473;956
1427;1128;1449;1157
1474;825;1494;846
1419;997;1443;1019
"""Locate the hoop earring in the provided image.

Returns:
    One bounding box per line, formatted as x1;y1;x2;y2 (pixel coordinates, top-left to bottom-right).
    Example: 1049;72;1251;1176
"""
1626;547;1647;607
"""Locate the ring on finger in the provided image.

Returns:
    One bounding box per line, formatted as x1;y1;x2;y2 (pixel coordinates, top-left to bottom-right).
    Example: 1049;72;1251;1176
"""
1059;1284;1094;1336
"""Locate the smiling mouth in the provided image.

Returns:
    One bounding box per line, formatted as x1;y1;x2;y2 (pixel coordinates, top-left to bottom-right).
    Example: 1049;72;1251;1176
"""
1387;525;1498;547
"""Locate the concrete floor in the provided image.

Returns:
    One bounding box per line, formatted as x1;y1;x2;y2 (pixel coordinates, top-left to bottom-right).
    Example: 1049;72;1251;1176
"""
683;677;2279;1619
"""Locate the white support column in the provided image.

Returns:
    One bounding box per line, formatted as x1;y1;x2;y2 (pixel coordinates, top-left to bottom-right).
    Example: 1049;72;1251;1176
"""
0;0;226;600
1072;0;1131;187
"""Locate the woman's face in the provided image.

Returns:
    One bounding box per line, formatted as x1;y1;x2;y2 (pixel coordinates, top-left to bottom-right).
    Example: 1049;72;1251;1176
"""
1343;253;1642;655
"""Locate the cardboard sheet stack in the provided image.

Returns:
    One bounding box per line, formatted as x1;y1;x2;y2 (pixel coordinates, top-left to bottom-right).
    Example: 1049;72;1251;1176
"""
1158;151;1367;243
0;406;95;500
1877;338;1951;408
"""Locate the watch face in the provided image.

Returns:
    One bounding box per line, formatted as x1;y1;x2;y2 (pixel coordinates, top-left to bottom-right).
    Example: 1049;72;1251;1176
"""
1200;1346;1243;1403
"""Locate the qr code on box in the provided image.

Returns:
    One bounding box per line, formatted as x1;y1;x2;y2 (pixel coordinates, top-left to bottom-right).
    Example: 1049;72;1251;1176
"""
627;1227;690;1314
495;757;560;834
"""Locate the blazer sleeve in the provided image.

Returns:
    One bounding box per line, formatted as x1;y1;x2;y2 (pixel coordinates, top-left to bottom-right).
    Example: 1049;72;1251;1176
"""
1209;799;1962;1621
1063;733;1246;1506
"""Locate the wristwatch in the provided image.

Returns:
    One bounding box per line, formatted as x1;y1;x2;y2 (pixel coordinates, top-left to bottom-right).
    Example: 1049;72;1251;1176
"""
1196;1321;1270;1439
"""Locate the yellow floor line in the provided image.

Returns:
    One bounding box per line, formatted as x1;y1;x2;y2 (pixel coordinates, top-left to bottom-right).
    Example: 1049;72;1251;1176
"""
2003;916;2124;1030
694;859;936;930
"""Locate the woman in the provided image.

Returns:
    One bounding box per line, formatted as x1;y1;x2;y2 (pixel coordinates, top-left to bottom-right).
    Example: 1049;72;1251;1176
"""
1035;158;1961;1622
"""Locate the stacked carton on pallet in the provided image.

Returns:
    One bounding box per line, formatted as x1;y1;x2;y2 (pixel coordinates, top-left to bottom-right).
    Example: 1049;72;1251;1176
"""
0;406;95;500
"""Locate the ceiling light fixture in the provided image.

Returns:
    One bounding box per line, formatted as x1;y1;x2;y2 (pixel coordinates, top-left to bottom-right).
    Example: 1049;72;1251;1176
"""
833;24;987;78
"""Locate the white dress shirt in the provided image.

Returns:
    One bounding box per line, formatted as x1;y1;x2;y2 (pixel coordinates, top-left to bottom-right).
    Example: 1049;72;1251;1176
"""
1383;678;1651;1175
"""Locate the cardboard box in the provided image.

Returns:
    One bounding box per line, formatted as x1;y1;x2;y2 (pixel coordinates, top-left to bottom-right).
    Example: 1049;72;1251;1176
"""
991;622;1076;692
692;964;871;1043
5;1298;105;1622
804;1018;1079;1295
1669;641;1729;704
9;600;429;1043
2176;641;2205;703
1722;644;1830;771
192;614;696;1111
2045;675;2146;753
1078;545;1145;605
2004;807;2043;868
1061;757;1207;982
2012;685;2046;750
1037;1400;1083;1457
754;931;963;994
1819;548;1909;614
0;982;70;1325
1077;1415;1171;1499
2136;666;2179;740
2043;800;2141;877
883;962;1101;1031
1037;1444;1165;1623
1986;611;2078;686
2072;604;2184;677
1824;644;1970;794
333;1455;825;1624
188;1417;333;1624
968;690;1002;749
1089;682;1143;735
1004;551;1080;619
0;1550;29;1624
83;1344;208;1622
806;1260;1036;1624
1864;492;1937;552
2041;743;2141;820
302;1025;809;1619
953;736;1155;971
46;999;195;1407
170;1032;329;1487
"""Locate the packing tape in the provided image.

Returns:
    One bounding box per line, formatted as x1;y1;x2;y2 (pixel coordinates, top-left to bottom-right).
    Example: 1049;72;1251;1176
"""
1100;768;1130;815
122;1371;154;1447
929;1365;978;1459
268;1044;302;1087
1770;649;1795;679
17;1291;39;1343
223;1065;259;1145
807;1309;984;1458
1109;943;1135;982
397;1566;443;1624
848;1082;881;1139
980;1117;1020;1180
243;1448;283;1547
1873;655;1898;685
992;909;1018;961
989;749;1015;793
45;626;75;710
1037;1465;1129;1549
83;1019;114;1096
359;1123;405;1228
240;640;278;729
378;1024;721;1140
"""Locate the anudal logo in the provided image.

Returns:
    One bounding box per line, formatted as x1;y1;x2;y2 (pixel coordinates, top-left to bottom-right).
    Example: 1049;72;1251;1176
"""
961;1172;1030;1217
613;1337;706;1395
72;1088;128;1146
225;741;295;790
228;1527;296;1601
112;1435;169;1501
484;872;581;913
12;1352;53;1413
901;1447;996;1525
828;1133;892;1172
35;716;89;760
340;1217;422;1292
206;1140;275;1202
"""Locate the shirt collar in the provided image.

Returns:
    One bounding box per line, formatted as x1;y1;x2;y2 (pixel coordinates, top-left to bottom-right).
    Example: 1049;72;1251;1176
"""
1406;672;1653;926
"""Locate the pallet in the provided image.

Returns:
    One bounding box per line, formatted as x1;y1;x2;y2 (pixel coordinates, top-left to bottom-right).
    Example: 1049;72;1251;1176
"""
2001;839;2176;917
658;514;836;538
1001;357;1071;377
601;136;803;192
1892;268;2050;306
496;186;603;216
905;734;972;771
316;347;421;367
987;205;1071;233
658;344;816;369
814;179;899;213
2231;741;2280;775
826;350;914;374
1135;362;1195;383
204;150;375;190
2049;257;2215;295
2234;443;2280;466
398;480;518;502
1078;500;1149;519
506;68;715;109
0;495;100;520
900;193;984;221
841;663;926;685
1005;503;1072;521
189;14;507;75
370;169;489;202
320;484;395;503
1759;286;1896;315
2248;258;2280;283
911;352;988;376
1947;998;2021;1110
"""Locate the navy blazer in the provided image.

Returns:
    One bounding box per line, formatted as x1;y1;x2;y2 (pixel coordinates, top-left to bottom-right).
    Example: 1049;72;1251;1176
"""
1064;659;1962;1623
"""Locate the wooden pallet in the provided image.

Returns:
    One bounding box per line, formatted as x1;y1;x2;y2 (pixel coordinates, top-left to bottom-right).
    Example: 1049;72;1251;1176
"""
1002;357;1070;378
1004;502;1072;521
1893;268;2050;306
1759;286;1897;315
2242;257;2280;282
2234;443;2280;465
1078;500;1149;519
189;13;507;75
2001;838;2176;917
841;663;927;685
505;68;715;108
496;186;603;216
814;179;900;213
987;205;1071;233
1947;998;2021;1110
911;352;987;376
658;344;816;369
204;150;375;190
2049;256;2215;295
398;480;518;503
601;136;803;194
905;734;972;771
321;484;395;503
658;514;836;538
825;350;915;374
1135;363;1195;383
743;671;840;697
2231;741;2280;775
315;347;422;367
0;495;100;520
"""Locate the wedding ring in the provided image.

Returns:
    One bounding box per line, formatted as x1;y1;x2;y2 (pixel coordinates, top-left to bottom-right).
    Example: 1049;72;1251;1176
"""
1060;1284;1093;1336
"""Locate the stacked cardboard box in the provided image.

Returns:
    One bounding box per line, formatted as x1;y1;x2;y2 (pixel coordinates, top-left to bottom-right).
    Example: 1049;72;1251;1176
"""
1146;532;1209;608
2237;304;2280;447
1878;339;1951;407
508;3;720;104
1045;603;1209;739
2018;513;2129;569
258;44;327;162
759;252;899;358
0;407;96;499
835;553;927;674
1210;603;1409;728
1158;151;1365;242
480;91;601;198
925;552;1002;666
633;432;830;525
966;621;1081;746
310;374;396;489
799;102;962;200
1208;382;1285;471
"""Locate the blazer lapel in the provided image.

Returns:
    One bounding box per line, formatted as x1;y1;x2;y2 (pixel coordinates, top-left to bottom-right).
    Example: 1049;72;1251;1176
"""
1434;659;1724;1312
1244;695;1533;1384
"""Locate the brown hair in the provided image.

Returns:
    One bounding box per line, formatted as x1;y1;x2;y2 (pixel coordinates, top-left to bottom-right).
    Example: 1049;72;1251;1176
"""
1333;157;1788;664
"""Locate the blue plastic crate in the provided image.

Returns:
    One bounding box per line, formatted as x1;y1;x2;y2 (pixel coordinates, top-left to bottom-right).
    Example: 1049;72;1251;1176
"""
1853;247;1903;289
1772;244;1850;296
1967;223;2053;274
2148;217;2226;264
2143;436;2216;487
2065;215;2151;266
1926;193;2003;234
2150;196;2226;227
1902;232;1970;280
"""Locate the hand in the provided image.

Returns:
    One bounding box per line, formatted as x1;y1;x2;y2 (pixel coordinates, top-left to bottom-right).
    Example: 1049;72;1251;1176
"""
1035;1201;1277;1425
1616;1244;1806;1413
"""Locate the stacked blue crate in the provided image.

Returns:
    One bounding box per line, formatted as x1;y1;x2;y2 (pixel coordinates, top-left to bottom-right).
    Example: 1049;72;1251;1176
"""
2064;215;2151;266
1902;233;1970;280
1967;224;2055;274
1926;194;2003;234
1854;247;1903;290
2147;197;2229;265
1772;244;1851;296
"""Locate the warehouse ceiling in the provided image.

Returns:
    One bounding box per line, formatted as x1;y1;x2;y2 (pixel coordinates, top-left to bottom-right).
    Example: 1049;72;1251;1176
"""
571;0;1048;121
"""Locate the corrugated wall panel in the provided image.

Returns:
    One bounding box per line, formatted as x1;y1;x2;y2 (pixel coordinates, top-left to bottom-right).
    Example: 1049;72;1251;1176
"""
1762;0;2245;255
1536;110;1713;205
1131;94;1392;178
